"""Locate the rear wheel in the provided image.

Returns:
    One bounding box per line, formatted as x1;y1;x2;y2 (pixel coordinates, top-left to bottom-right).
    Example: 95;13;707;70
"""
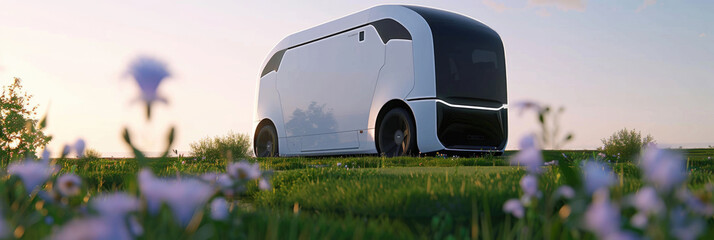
378;108;417;157
255;125;278;157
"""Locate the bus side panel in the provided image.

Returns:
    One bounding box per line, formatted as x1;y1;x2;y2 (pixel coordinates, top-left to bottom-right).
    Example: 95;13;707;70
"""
255;72;290;155
276;26;385;153
366;40;415;150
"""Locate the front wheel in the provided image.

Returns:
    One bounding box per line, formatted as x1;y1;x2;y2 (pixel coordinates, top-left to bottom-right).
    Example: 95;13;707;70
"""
378;108;417;157
255;125;278;157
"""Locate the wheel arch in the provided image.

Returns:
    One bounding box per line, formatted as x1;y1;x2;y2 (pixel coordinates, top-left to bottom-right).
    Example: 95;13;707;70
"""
374;99;418;153
254;118;277;154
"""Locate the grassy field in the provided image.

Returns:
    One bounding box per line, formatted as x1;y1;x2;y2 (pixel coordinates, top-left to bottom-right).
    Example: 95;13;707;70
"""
2;148;714;239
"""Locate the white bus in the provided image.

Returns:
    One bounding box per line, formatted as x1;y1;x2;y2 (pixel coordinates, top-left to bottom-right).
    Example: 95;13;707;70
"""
253;5;508;157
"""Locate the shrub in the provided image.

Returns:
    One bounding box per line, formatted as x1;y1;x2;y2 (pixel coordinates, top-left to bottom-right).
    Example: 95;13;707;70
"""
189;131;252;161
599;128;654;161
1;78;52;163
83;148;102;160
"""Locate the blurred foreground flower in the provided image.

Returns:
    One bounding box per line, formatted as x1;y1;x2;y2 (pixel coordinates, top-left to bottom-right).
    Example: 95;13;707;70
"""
520;174;539;198
92;192;140;220
227;160;261;181
8;160;57;191
0;209;7;239
503;199;524;218
56;174;81;197
584;190;622;238
511;134;543;173
555;185;575;199
127;56;170;119
583;161;615;194
52;217;117;240
639;146;686;193
513;100;543;116
138;169;213;226
210;197;229;221
74;139;86;158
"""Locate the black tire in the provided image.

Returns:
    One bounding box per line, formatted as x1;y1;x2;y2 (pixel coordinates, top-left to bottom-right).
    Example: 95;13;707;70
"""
255;124;278;157
378;108;417;157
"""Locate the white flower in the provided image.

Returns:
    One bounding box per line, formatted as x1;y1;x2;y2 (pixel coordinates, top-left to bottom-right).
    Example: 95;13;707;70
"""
259;178;271;190
584;190;621;238
583;161;615;194
74;139;86;158
597;152;607;159
544;160;558;166
227;160;261;181
503;199;524;218
210;197;229;221
520;175;539;197
92;192;140;219
127;56;170;105
8;160;56;191
555;185;575;199
639;147;686;193
336;162;342;167
511;135;543;174
56;174;82;197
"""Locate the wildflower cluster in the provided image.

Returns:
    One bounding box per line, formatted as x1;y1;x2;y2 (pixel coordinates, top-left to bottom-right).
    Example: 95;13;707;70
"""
0;56;273;239
504;137;713;239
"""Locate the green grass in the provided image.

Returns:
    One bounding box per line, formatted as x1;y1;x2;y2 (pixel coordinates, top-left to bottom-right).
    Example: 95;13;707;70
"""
3;148;714;239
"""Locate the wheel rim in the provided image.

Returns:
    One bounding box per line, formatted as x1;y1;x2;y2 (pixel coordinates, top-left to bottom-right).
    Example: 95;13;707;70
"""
379;112;411;157
256;128;276;157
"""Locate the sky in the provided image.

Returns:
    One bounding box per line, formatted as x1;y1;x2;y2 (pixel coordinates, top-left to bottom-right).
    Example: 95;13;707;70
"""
0;0;712;156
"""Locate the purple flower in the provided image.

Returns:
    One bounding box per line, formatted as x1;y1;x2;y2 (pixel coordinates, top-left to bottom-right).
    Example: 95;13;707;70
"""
41;149;50;163
137;169;214;226
127;56;170;119
511;135;543;174
227;160;261;181
583;161;616;194
555;185;575;199
503;199;524;218
0;210;7;239
56;174;82;197
8;160;56;191
259;178;271;190
210;197;229;221
670;207;704;240
626;186;664;228
639;147;686;193
512;101;543;116
51;217;118;240
91;192;140;219
630;187;664;215
61;145;71;157
584;190;621;238
74;139;86;158
520;174;539;197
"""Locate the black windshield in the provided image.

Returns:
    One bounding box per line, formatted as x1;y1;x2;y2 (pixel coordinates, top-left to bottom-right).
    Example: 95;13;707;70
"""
406;6;507;105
